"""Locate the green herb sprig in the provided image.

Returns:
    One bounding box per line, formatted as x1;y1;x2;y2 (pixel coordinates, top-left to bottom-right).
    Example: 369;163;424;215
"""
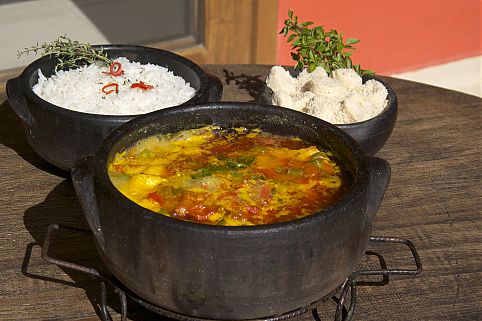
17;35;112;70
280;10;372;76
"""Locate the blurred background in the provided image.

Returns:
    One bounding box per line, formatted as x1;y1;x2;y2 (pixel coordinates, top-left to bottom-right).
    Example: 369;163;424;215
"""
1;0;480;96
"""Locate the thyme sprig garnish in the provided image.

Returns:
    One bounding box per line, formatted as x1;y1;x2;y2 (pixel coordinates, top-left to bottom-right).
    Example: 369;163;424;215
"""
280;10;372;76
17;35;112;70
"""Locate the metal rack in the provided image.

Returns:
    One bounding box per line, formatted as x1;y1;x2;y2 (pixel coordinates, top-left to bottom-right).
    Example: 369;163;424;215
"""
41;224;422;321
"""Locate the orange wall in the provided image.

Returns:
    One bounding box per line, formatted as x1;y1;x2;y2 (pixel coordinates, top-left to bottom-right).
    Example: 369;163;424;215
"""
276;0;482;75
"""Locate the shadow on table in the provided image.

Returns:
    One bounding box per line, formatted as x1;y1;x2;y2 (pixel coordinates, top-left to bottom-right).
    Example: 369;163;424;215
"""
223;69;265;102
21;179;165;320
0;99;67;177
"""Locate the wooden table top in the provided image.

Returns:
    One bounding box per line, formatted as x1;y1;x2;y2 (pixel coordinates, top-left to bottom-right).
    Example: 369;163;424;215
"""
0;64;480;321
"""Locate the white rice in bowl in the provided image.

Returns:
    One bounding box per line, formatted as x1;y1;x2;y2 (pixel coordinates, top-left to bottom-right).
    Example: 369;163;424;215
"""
32;57;196;115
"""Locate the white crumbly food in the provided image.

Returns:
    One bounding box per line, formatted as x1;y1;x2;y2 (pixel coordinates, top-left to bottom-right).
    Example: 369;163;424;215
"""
33;57;196;115
266;65;389;124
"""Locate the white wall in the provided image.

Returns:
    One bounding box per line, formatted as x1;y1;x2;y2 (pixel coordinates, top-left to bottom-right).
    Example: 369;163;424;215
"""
392;56;481;97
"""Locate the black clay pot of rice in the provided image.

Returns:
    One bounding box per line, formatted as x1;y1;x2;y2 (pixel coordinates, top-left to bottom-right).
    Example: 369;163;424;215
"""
6;45;223;170
71;102;390;320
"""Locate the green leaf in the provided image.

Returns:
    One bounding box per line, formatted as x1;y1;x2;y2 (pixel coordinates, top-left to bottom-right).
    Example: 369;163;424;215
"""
308;62;316;72
314;26;324;36
306;38;317;45
346;38;360;44
287;34;297;43
308;50;315;60
288;9;293;19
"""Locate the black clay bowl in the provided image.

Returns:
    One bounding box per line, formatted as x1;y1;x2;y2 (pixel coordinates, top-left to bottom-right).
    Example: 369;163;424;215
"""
6;45;223;170
71;102;390;320
259;72;398;155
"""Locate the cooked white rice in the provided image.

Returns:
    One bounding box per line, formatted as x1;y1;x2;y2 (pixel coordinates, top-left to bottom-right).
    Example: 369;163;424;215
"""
32;57;196;115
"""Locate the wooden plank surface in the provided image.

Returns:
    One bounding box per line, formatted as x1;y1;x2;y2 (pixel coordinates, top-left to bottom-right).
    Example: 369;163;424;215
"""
0;64;481;320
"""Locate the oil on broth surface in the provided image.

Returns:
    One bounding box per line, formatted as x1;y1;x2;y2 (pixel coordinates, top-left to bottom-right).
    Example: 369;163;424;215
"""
108;126;350;226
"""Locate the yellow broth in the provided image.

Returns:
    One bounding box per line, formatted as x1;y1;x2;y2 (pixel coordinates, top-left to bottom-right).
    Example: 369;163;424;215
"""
108;126;350;226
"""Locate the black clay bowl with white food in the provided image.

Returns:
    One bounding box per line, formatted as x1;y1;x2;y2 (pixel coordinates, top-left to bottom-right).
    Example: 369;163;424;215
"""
259;68;397;155
6;45;223;170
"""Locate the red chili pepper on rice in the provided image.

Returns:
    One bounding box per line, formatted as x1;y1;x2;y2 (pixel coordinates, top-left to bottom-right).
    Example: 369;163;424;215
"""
103;61;124;77
131;81;154;91
102;82;119;94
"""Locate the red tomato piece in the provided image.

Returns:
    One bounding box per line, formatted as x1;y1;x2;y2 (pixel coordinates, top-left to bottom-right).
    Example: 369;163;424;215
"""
259;185;271;199
246;206;260;217
147;191;164;205
185;205;215;221
112;165;125;173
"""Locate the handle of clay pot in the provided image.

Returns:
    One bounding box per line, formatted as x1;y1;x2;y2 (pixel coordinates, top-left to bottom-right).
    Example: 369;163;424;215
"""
206;73;223;101
6;77;35;128
366;156;391;222
71;156;105;250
